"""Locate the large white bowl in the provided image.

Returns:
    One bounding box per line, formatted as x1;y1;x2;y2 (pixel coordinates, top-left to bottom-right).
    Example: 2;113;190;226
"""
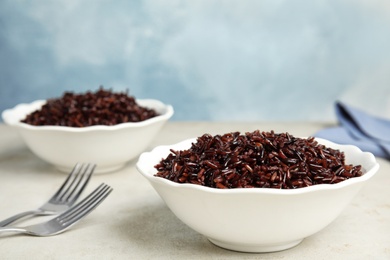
136;137;379;253
2;99;173;173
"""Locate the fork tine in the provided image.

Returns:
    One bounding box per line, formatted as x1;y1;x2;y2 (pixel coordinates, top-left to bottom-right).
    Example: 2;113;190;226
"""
57;183;112;227
59;183;106;219
62;187;111;226
50;163;83;201
51;163;96;204
56;163;87;201
62;163;96;204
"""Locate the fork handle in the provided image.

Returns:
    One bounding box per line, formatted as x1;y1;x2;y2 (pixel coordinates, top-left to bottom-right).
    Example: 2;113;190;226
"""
0;210;43;227
0;226;27;234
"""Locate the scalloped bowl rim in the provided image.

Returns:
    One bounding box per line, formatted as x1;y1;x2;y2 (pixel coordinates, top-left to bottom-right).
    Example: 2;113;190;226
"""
137;137;380;195
2;99;174;132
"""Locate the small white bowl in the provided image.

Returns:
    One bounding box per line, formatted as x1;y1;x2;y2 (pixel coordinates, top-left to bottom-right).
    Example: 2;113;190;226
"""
2;99;173;174
137;137;379;253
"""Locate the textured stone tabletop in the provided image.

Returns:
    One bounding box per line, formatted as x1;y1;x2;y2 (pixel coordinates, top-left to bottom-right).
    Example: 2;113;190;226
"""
0;122;389;259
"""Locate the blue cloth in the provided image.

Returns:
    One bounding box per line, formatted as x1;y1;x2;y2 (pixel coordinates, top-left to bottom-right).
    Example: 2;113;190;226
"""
315;101;390;159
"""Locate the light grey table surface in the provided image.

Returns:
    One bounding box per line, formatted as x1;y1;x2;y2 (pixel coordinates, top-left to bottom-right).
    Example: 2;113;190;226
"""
0;122;389;260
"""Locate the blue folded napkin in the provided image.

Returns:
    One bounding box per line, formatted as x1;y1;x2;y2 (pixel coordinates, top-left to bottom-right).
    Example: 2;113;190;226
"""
315;101;390;159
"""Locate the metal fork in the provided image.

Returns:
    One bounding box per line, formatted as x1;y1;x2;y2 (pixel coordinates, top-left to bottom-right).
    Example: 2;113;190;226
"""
0;163;96;227
0;183;112;236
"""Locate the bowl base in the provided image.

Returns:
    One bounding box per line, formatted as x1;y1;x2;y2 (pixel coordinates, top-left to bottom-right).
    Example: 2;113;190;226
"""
55;163;127;174
208;238;303;253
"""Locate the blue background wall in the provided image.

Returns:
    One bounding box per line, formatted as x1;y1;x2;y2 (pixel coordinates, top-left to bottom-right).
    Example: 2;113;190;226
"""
1;0;390;121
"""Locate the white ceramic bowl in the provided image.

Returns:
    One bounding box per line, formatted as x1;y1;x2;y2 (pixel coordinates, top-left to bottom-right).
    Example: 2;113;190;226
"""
137;137;379;253
2;99;174;174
